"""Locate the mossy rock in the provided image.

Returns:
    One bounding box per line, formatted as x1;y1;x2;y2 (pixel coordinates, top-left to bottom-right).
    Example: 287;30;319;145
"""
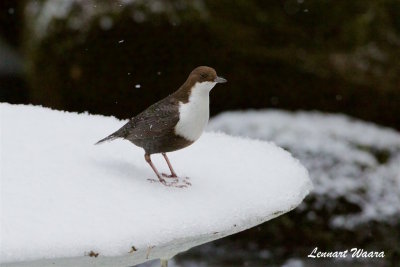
23;0;400;128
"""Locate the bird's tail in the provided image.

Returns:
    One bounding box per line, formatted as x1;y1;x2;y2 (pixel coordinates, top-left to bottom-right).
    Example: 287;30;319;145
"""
94;132;120;145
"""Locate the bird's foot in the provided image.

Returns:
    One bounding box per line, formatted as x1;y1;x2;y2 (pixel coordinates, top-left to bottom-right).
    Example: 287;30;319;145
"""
148;178;168;185
167;176;191;188
162;173;178;178
147;176;191;188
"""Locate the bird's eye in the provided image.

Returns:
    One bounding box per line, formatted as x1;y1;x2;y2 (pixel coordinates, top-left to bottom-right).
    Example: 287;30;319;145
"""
200;73;208;79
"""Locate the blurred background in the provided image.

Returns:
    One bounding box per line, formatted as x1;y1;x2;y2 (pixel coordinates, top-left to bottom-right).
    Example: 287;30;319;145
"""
1;0;399;266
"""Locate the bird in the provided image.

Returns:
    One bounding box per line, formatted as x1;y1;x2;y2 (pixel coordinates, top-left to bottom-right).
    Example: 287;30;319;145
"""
95;66;227;186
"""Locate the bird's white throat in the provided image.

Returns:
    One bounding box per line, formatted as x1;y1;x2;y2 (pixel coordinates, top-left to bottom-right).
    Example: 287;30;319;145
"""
175;81;216;141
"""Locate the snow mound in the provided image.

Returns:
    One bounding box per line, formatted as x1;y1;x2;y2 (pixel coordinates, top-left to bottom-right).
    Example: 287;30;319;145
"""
0;103;311;267
208;110;400;228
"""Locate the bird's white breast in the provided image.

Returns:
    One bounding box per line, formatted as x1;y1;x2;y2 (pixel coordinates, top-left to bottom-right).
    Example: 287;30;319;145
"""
175;82;216;142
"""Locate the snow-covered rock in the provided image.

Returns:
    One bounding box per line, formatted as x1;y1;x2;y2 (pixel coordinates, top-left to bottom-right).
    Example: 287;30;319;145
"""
208;110;400;228
0;103;311;267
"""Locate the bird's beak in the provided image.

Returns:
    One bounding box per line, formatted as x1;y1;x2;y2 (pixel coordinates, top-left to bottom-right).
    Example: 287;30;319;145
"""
214;76;227;83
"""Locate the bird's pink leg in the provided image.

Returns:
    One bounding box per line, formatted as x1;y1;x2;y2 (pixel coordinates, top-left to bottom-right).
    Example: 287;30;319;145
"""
162;153;178;178
145;154;167;184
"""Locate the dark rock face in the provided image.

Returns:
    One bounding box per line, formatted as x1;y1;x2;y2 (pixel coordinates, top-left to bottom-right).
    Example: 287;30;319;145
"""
21;0;400;129
0;0;21;46
0;2;27;105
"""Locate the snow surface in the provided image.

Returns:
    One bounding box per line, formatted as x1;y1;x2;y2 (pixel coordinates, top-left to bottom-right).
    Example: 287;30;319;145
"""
0;103;311;266
208;110;400;228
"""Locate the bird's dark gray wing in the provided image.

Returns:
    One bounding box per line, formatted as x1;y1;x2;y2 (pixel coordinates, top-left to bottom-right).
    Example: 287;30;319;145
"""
120;97;180;140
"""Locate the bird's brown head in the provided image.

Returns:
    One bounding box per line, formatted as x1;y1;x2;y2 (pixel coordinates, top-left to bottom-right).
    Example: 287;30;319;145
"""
174;66;227;102
189;66;227;84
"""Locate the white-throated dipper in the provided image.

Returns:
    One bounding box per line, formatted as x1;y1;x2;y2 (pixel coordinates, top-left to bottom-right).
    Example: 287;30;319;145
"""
96;66;227;186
